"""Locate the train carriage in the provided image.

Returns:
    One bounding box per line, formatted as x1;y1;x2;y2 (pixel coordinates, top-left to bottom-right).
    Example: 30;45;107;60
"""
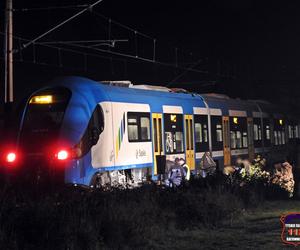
7;76;300;187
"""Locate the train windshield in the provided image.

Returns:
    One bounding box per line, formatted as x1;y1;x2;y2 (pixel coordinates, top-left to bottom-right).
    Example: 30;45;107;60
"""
20;87;71;153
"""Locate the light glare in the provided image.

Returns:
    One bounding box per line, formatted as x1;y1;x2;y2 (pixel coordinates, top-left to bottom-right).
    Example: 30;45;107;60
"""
6;152;16;163
57;150;68;160
29;95;53;104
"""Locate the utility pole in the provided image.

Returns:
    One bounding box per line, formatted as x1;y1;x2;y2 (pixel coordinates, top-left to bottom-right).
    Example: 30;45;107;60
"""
3;0;13;131
4;0;13;104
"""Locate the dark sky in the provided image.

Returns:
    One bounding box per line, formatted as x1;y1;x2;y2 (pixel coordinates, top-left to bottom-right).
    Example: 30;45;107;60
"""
1;0;300;107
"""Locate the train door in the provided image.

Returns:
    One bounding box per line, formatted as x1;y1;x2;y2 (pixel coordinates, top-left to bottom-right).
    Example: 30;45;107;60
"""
247;117;254;161
184;115;195;170
152;113;164;175
222;116;231;165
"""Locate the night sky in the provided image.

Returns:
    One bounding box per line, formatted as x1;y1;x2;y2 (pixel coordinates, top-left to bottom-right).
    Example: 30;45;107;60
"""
1;0;300;109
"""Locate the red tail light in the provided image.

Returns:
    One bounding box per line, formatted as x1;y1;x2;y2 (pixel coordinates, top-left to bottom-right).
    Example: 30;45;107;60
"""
6;152;16;163
56;150;69;160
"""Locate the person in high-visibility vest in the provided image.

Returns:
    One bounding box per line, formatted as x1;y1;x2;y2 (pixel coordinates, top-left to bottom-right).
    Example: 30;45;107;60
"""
179;158;190;181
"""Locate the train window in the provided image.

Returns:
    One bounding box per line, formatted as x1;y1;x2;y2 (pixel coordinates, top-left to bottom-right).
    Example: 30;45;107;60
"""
253;118;262;147
175;132;184;152
20;87;72;153
278;132;282;145
273;119;285;145
230;117;247;149
242;132;248;147
266;125;270;140
164;114;184;154
24;89;71;132
230;131;236;149
236;131;242;148
128;116;139;141
259;127;262;140
141;117;150;140
190;122;194;150
211;116;223;151
75;104;104;157
274;131;278;145
263;118;271;147
127;112;151;142
295;126;299;138
288;125;293;139
203;124;208;142
216;125;222;142
254;124;259;140
195;123;202;143
194;115;209;152
282;131;285;144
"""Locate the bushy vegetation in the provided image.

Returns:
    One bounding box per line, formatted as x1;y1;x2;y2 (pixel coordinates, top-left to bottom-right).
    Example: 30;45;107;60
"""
0;169;295;249
0;180;236;249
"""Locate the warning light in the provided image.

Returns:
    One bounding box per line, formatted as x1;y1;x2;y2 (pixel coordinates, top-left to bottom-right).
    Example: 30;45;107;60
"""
56;150;69;160
233;117;238;124
29;95;53;104
6;152;16;163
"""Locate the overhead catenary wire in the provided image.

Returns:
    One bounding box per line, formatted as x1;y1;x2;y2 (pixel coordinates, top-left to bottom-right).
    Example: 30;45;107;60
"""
38;39;129;45
18;0;105;51
54;42;208;74
7;1;225;82
11;4;90;12
167;59;204;87
10;2;209;77
91;11;154;40
0;31;209;75
0;31;126;64
90;9;197;60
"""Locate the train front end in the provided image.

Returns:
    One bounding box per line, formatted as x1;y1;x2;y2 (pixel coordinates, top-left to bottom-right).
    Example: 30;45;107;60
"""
10;76;107;188
6;86;73;186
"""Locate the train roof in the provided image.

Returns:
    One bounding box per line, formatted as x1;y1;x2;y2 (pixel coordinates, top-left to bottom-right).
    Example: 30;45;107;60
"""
35;76;297;120
45;76;206;114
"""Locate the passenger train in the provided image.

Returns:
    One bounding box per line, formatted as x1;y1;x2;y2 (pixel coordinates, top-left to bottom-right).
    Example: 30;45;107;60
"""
5;76;300;187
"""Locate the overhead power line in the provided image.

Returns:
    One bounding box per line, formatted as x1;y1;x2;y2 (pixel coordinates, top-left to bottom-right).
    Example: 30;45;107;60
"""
11;4;90;12
167;60;204;87
5;31;207;74
0;31;126;64
39;39;128;45
18;0;105;51
39;39;128;48
12;1;206;75
90;9;196;59
54;42;208;74
91;11;154;40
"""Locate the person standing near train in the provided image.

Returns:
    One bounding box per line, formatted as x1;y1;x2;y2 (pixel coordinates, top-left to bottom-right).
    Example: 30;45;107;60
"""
167;158;186;187
179;158;190;181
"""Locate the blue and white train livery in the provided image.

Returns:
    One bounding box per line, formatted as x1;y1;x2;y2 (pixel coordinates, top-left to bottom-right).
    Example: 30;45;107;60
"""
9;76;300;187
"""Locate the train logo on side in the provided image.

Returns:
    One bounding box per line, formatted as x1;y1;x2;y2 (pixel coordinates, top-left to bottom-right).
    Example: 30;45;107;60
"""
116;113;126;158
